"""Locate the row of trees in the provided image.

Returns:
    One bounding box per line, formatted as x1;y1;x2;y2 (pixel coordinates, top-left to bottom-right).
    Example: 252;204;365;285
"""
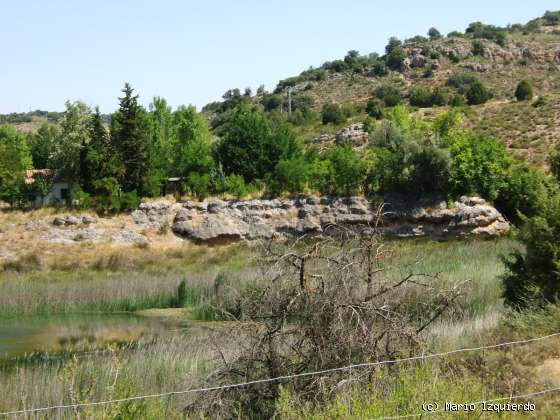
1;89;547;216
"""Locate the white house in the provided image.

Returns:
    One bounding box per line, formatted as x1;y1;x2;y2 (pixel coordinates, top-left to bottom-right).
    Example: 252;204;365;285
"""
25;169;71;207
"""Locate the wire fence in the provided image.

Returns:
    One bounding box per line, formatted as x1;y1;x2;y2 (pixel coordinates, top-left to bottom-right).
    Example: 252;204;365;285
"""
1;331;559;417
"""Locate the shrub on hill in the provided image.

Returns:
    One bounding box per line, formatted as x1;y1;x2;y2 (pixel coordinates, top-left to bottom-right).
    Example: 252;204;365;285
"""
409;86;433;107
385;46;407;71
321;103;346;125
465;80;492;105
374;85;402;107
472;40;485;56
366;98;384;119
409;86;449;108
515;80;533;101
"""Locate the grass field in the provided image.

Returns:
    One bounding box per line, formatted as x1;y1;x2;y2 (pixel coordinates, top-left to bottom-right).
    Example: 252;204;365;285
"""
0;237;532;418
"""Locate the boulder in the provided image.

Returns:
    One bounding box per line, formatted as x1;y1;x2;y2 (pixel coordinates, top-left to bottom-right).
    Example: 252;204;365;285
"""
335;123;369;147
52;217;66;226
82;215;95;225
173;215;243;245
64;216;80;225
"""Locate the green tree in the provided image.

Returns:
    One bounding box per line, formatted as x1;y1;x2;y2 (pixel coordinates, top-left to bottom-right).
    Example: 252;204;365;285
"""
428;27;442;40
217;103;300;182
270;156;310;195
385;37;402;54
447;134;512;200
172;105;214;179
27;122;57;168
50;101;92;182
344;50;360;65
80;107;113;193
496;164;551;223
0;125;32;205
110;83;149;192
515;80;533;101
322;144;367;195
385;46;407;71
502;193;560;308
148;97;174;175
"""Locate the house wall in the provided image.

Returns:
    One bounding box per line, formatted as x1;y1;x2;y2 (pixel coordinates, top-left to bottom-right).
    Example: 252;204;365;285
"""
33;182;70;207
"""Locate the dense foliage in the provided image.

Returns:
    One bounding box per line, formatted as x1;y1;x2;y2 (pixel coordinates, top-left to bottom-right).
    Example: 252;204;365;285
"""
515;80;533;101
503;194;560;309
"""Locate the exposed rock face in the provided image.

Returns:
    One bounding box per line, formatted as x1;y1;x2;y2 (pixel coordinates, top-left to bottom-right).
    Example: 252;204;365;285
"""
163;195;509;244
335;123;369;146
131;201;175;228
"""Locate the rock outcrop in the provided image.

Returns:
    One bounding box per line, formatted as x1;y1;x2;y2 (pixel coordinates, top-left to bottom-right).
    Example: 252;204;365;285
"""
130;195;513;245
335;123;369;147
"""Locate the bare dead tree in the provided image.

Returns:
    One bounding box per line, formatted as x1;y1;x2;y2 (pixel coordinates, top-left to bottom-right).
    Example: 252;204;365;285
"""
189;208;464;418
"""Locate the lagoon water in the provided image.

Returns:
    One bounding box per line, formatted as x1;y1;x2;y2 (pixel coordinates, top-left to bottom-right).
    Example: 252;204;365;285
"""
0;314;180;358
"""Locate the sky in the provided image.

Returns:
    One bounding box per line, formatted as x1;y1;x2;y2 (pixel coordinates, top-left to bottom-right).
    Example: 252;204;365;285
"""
1;0;558;114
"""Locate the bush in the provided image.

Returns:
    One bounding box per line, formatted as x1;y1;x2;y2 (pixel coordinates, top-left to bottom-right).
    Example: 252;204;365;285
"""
409;86;448;108
472;40;485;56
549;145;560;181
72;188;92;209
502;194;560;309
374;85;402;107
515;80;533;101
226;174;248;199
466;80;492;105
371;61;388;77
446;73;479;94
447;31;464;38
385;46;407;71
92;177;121;214
321;144;367;195
366;98;384;119
187;172;211;200
431;87;449;106
270;156;309;195
119;190;140;212
496;164;550;223
450;94;467;107
321;103;346;125
409;86;434;107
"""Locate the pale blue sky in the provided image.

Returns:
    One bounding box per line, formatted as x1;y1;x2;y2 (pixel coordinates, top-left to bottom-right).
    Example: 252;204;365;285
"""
1;1;557;113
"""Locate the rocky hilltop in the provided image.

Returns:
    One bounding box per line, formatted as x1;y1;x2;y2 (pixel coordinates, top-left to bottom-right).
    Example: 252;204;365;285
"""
132;195;509;245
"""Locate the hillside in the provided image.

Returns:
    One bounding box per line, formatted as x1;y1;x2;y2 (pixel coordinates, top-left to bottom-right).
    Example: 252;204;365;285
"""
204;12;560;166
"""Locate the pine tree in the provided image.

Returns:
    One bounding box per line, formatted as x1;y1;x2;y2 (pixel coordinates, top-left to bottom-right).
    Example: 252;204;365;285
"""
110;83;149;192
